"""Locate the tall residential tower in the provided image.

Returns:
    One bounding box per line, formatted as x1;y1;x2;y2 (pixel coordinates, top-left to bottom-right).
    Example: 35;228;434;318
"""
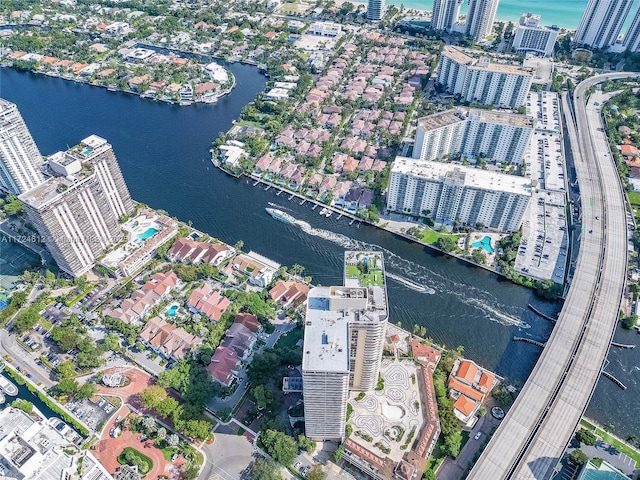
367;0;386;21
302;251;388;441
20;135;134;277
0;99;45;195
574;0;633;49
465;0;499;41
432;0;463;32
623;7;640;52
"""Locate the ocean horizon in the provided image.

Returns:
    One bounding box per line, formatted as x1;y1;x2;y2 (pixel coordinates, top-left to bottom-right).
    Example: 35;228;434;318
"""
387;0;640;31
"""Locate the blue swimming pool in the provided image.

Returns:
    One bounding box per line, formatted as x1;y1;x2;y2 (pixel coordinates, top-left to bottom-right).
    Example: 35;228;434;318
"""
167;305;178;317
471;236;494;254
138;227;158;240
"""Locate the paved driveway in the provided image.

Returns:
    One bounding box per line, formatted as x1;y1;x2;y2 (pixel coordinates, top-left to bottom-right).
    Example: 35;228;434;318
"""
200;430;256;480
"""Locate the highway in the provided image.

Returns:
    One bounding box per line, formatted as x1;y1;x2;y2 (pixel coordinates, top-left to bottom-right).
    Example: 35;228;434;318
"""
467;73;635;480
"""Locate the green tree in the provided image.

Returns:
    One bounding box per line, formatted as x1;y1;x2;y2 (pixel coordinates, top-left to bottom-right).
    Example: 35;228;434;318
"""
76;382;97;400
568;449;589;466
56;360;76;379
50;326;82;352
435;236;457;253
333;444;344;463
307;464;325;480
297;434;316;453
166;434;180;446
156;397;179;419
139;385;168;409
11;399;33;414
182;419;213;441
621;314;637;329
260;429;298;466
13;307;41;333
103;332;121;351
575;429;597;446
471;249;487;265
251;458;282;480
57;378;79;396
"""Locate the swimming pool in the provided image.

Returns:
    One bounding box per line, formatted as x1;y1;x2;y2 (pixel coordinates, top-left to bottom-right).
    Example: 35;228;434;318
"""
138;227;158;240
167;305;178;317
471;236;494;254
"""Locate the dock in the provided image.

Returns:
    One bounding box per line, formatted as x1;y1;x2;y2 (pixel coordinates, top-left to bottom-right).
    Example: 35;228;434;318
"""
527;304;558;322
513;336;546;348
246;172;364;225
610;342;635;349
601;371;627;390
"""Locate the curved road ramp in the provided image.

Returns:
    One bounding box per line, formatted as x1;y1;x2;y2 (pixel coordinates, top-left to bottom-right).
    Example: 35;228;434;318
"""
467;73;637;480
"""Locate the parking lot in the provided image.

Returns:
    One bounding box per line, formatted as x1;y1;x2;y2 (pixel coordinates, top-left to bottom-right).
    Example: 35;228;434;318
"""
516;92;569;283
66;395;119;431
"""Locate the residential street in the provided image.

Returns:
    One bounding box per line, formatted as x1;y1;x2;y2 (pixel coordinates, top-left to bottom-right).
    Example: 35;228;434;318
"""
207;321;296;412
0;328;56;387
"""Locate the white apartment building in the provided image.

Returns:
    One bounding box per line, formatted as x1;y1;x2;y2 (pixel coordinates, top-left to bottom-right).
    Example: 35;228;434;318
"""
20;135;134;277
413;108;534;165
367;0;386;21
0;99;45;195
623;7;640;52
512;13;559;56
432;0;463;32
302;287;351;441
437;46;533;108
303;251;388;440
343;251;388;392
465;0;499;41
574;0;633;49
387;157;531;232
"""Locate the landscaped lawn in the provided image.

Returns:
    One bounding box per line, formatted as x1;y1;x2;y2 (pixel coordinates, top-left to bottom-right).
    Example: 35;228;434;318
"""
628;192;640;220
275;326;303;350
118;447;153;475
579;419;640;467
161;447;176;461
346;265;359;278
345;265;384;286
420;228;461;245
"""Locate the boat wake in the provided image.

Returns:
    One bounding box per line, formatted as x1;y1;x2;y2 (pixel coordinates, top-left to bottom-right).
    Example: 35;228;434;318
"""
271;205;530;329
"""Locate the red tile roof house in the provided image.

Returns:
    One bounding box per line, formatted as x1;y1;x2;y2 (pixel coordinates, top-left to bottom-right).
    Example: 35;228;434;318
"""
186;285;231;321
234;313;261;333
207;346;240;386
168;238;233;265
139;316;202;360
143;271;179;297
269;280;310;309
447;359;497;425
105;271;179;324
220;323;255;359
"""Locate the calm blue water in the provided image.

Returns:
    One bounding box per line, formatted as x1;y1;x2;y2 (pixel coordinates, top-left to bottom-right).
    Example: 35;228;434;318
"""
0;67;638;438
388;0;640;31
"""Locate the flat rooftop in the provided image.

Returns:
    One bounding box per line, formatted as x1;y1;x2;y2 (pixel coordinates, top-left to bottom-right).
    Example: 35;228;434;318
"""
417;109;466;132
302;286;350;373
19;135;111;209
392;157;532;196
443;46;533;76
472;109;535;129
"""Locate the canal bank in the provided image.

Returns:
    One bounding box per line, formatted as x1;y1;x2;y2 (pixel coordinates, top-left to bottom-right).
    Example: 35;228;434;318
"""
1;66;638;439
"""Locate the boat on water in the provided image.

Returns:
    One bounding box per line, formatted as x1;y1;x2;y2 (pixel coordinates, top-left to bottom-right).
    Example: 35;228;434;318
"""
265;208;296;224
0;391;5;404
319;207;332;217
387;272;435;294
0;373;18;396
